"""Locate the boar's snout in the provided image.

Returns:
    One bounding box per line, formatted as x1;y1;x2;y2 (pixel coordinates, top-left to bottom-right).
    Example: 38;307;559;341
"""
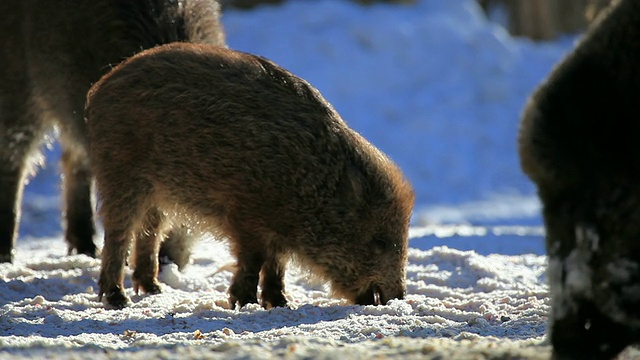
355;284;406;306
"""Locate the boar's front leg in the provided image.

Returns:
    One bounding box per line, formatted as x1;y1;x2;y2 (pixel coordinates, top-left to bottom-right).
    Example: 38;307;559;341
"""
0;99;44;263
0;137;31;264
0;42;36;263
0;158;27;263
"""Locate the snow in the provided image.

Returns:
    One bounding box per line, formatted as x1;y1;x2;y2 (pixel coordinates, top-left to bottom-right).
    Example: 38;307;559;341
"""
1;236;550;358
5;0;636;359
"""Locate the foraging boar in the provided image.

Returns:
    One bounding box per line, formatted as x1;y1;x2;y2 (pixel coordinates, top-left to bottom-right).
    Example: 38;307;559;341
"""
85;42;415;309
519;0;640;358
0;0;225;264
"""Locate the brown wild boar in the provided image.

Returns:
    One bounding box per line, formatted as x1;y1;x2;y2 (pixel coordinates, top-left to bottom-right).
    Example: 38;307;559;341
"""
519;0;640;358
0;0;225;265
85;42;415;309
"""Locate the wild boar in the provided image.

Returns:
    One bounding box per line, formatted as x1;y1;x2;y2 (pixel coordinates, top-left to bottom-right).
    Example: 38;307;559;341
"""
519;0;640;357
0;0;225;265
85;42;415;309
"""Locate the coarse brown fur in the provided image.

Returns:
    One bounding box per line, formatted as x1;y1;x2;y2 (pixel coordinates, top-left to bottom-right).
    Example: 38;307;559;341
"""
0;0;225;264
518;0;640;358
85;42;415;309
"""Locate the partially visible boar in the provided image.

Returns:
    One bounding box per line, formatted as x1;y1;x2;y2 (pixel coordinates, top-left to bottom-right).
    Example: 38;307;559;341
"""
519;0;640;358
0;0;225;264
85;42;415;309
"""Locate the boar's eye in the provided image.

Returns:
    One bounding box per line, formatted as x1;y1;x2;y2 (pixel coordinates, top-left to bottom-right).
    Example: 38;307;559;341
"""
371;238;388;254
371;238;403;255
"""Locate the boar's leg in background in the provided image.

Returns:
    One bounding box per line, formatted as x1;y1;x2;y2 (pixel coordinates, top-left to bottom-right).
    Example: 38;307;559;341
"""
0;36;41;262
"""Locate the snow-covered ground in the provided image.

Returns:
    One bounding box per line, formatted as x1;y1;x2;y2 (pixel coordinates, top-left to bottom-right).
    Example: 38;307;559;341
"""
5;0;637;359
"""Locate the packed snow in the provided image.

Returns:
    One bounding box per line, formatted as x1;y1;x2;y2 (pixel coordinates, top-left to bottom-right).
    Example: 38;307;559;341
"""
4;0;637;359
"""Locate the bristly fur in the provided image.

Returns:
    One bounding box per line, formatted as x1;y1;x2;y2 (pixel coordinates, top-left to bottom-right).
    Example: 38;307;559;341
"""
86;42;415;310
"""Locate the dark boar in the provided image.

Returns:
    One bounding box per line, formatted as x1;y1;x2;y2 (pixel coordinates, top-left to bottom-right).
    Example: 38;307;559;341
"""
85;42;415;309
519;0;640;358
0;0;225;264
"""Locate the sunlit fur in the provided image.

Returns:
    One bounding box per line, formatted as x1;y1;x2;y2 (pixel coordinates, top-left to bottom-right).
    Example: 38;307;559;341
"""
86;43;415;309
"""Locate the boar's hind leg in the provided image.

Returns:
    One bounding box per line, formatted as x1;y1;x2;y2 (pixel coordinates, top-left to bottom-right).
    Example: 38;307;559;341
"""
228;230;266;309
58;119;97;258
98;189;148;308
98;226;133;309
260;255;287;308
132;207;164;296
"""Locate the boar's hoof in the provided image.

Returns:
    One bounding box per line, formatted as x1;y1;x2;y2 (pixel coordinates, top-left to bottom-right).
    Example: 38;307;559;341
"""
74;245;98;258
100;286;130;309
0;252;13;263
133;278;162;296
229;294;259;310
228;279;260;309
67;235;98;258
261;290;288;309
228;286;261;309
550;301;638;360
